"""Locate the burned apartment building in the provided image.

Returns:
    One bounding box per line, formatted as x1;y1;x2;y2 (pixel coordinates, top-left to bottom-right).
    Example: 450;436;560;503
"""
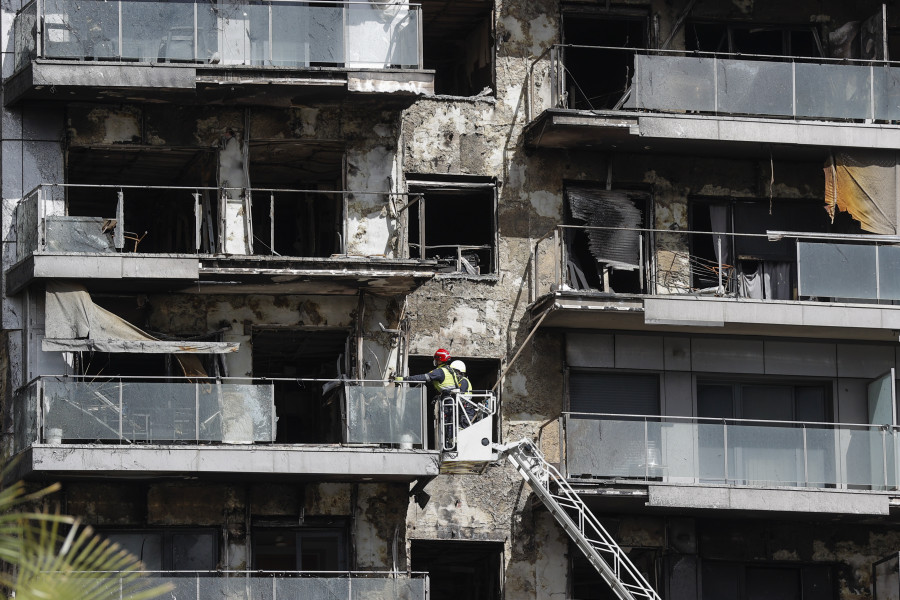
8;0;900;598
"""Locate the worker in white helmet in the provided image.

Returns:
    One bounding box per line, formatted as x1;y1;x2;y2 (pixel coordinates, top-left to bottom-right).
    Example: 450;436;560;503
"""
449;360;476;428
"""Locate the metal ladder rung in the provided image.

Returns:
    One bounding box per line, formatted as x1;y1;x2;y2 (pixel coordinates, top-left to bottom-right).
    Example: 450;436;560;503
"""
504;440;661;600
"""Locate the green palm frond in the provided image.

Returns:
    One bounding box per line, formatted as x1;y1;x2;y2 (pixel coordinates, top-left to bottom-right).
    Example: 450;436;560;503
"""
0;460;172;600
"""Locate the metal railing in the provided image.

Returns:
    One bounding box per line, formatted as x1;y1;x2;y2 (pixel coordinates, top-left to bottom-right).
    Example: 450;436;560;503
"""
564;412;900;491
14;0;422;72
55;571;428;600
528;44;900;124
439;391;496;452
14;376;427;452
14;183;418;262
531;223;900;304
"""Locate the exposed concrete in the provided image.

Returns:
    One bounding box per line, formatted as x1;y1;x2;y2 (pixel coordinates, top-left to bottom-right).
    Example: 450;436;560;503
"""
648;484;891;516
21;445;441;481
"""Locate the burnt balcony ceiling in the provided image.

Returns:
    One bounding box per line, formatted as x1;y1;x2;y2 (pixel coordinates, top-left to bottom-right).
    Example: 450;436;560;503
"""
66;142;345;188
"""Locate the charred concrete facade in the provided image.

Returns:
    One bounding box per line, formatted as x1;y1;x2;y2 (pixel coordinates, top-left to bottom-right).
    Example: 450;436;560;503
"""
6;0;900;599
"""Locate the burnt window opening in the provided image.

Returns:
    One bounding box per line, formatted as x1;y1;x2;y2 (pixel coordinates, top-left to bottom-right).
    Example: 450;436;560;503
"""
411;539;503;600
421;0;493;97
251;327;349;444
564;185;651;294
701;561;834;600
64;140;344;257
252;524;348;571
561;11;648;110
408;355;500;450
686;22;823;58
572;543;657;600
407;181;497;275
99;529;218;571
687;197;846;300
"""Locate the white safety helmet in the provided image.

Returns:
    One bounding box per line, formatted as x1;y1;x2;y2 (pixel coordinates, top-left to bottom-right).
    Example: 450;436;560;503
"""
450;360;467;373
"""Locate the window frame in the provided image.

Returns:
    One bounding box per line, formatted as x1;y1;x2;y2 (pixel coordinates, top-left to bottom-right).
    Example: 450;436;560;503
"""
405;177;499;277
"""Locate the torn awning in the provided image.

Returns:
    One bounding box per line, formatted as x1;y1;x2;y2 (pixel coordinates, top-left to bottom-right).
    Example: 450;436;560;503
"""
824;151;897;234
42;282;238;356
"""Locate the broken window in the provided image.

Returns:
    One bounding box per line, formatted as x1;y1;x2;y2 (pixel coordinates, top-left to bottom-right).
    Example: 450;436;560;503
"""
100;529;218;571
687;198;837;300
701;561;833;600
686;22;823;57
421;0;493;96
411;540;503;600
561;9;649;110
407;177;497;275
252;525;348;571
64;139;344;257
564;184;651;294
251;327;349;444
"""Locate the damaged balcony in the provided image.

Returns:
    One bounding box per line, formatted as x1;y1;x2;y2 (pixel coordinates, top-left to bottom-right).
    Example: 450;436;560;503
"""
7;184;437;295
49;571;428;599
528;219;900;341
11;376;438;481
525;46;900;155
563;412;899;517
7;0;433;106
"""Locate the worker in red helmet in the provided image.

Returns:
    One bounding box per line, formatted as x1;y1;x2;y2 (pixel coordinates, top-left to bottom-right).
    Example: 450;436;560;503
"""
395;348;470;397
395;349;471;450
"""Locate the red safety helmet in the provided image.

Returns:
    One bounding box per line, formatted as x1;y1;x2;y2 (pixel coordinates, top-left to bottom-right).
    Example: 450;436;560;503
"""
433;348;451;366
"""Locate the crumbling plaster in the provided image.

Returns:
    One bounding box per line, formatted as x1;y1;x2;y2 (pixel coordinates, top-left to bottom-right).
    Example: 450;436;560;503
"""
63;481;408;571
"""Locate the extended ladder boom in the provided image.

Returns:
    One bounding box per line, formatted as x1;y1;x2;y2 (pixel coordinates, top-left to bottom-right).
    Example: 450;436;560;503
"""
498;439;661;600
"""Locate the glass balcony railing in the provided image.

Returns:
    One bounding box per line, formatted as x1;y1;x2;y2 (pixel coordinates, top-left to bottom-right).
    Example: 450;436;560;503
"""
532;223;900;304
528;44;900;124
14;0;421;71
57;571;428;600
13;184;417;261
14;376;427;452
564;413;900;491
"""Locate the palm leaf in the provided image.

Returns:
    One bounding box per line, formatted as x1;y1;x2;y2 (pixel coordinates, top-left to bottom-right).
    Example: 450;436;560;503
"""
0;460;172;600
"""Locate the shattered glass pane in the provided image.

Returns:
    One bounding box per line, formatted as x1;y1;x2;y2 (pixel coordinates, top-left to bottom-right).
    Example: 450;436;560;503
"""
41;379;275;443
44;216;116;253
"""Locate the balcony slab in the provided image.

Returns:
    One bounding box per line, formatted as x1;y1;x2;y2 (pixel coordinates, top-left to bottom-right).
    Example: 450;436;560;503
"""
6;60;434;107
6;253;200;294
647;483;890;516
530;292;900;342
525;109;900;157
17;444;441;482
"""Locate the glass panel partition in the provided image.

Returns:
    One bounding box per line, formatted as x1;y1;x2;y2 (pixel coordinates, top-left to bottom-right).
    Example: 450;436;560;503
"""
41;378;276;443
716;59;793;117
564;413;900;491
631;54;716;112
64;572;428;600
14;1;37;71
598;50;900;122
14;188;40;263
344;383;424;445
15;0;421;69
